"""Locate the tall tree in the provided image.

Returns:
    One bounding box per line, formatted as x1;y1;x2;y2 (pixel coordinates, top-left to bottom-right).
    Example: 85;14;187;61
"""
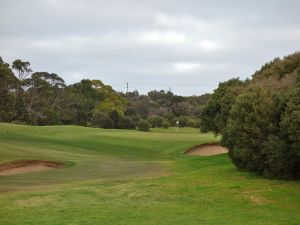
12;59;32;121
22;72;66;125
0;57;18;121
70;79;104;125
12;59;32;80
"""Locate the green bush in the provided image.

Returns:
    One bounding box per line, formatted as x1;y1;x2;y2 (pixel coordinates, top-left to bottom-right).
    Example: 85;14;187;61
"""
137;119;151;132
91;112;114;128
200;53;300;179
178;116;190;127
147;115;164;128
200;78;244;134
161;121;170;129
222;86;300;179
222;88;275;174
118;116;136;129
186;119;197;128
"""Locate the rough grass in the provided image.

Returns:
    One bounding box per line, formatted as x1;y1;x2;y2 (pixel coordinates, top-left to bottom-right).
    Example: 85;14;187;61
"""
0;123;299;225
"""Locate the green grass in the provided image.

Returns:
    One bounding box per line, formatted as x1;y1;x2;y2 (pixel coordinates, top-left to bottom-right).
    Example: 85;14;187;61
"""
0;123;299;225
150;127;203;134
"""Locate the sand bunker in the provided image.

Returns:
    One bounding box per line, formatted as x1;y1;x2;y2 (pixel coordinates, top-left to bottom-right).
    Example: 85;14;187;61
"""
185;143;228;156
0;160;64;176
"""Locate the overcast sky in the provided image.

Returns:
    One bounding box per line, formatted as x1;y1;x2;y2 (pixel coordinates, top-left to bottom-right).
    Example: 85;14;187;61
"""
1;0;300;95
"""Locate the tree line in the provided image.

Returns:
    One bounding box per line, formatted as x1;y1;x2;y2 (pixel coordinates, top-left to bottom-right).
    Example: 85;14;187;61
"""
3;52;299;179
200;52;300;179
0;57;210;131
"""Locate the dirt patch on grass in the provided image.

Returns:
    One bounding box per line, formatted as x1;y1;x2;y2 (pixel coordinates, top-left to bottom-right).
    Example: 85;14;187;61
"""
185;143;228;156
0;160;64;176
16;196;59;208
241;190;274;205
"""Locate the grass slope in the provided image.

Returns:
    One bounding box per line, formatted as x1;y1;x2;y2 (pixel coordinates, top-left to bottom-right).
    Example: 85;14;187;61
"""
0;123;299;225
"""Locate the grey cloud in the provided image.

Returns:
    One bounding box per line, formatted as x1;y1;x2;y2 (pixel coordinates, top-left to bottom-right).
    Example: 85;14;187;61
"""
1;0;300;95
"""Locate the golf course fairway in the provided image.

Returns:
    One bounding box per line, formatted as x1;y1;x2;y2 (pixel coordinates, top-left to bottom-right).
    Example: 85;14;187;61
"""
0;123;299;224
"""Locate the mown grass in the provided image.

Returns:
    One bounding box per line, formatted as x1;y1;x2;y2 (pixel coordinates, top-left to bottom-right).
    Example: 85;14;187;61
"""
150;127;203;134
0;123;299;225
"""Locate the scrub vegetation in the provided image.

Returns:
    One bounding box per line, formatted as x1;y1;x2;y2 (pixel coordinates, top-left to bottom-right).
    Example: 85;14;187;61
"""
0;57;209;129
201;52;300;179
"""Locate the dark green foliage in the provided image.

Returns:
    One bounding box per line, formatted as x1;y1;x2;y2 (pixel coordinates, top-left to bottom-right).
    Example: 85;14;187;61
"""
200;78;244;134
0;57;130;127
70;79;104;124
21;72;67;125
253;52;300;80
222;88;276;174
177;116;200;128
161;121;170;129
172;101;193;116
178;116;190;127
147;115;164;128
186;118;199;128
91;112;114;128
124;89;210;128
203;52;300;179
137;119;151;132
275;84;300;178
118;116;136;129
223;86;300;179
1;56;210;129
0;58;18;122
108;110;120;128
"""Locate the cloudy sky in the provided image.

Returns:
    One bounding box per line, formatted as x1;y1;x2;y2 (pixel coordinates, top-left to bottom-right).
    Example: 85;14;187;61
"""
1;0;300;95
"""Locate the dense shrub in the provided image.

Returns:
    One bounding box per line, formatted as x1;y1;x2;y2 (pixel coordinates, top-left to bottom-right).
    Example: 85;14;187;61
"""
137;119;151;132
161;121;170;129
186;119;197;128
118;116;136;129
222;88;276;174
0;57;212;129
147;115;164;128
222;86;300;179
194;119;201;128
202;52;300;179
200;78;244;134
178;116;190;127
274;84;300;178
91;112;114;128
